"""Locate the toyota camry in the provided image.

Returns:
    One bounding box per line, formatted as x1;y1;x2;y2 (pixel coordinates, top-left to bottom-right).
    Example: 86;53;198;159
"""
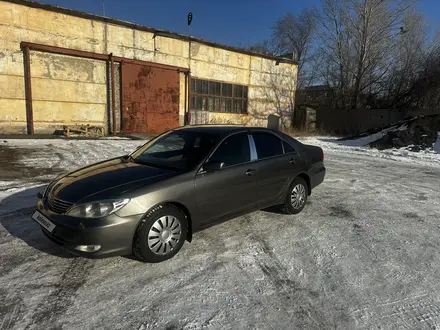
32;125;325;263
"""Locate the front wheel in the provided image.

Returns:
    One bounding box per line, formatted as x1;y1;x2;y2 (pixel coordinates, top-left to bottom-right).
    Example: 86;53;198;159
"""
133;205;188;263
282;177;308;215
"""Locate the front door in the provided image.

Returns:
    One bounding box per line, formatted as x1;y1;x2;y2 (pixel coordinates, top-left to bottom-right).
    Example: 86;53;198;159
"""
195;133;257;224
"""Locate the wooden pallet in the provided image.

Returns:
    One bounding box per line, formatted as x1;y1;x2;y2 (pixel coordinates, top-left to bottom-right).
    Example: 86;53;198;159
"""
63;124;105;137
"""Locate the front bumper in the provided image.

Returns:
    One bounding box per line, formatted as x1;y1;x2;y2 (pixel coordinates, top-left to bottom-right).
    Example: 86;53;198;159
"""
35;198;142;258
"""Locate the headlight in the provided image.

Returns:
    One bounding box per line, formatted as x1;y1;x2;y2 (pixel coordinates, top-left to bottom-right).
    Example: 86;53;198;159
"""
66;199;130;218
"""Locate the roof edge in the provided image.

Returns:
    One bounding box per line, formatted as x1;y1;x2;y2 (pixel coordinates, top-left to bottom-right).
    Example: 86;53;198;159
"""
3;0;298;65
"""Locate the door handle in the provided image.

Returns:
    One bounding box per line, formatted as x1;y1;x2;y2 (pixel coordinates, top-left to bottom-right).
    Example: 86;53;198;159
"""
245;169;257;176
289;159;296;165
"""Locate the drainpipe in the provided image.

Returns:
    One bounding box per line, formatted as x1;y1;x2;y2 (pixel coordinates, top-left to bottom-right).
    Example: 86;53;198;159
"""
184;71;188;125
187;71;192;125
110;53;116;136
188;37;193;125
23;46;34;135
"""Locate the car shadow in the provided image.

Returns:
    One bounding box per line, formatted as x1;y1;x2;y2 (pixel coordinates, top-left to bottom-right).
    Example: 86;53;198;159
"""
0;185;75;259
261;206;285;214
261;200;314;215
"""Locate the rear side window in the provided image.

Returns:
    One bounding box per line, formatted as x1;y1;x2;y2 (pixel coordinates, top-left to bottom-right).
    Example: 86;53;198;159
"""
210;134;250;167
252;133;284;159
283;141;295;153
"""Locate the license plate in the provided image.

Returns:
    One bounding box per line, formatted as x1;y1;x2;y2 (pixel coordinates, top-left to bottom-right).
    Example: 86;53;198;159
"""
32;211;56;233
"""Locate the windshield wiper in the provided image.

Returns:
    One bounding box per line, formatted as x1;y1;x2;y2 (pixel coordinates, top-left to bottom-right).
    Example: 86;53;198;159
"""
122;154;134;163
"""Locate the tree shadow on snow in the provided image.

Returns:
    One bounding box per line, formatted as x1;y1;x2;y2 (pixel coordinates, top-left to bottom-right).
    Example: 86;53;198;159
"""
0;185;75;259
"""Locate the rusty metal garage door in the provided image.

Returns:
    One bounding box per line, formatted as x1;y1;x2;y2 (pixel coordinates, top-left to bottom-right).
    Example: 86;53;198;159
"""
121;63;180;134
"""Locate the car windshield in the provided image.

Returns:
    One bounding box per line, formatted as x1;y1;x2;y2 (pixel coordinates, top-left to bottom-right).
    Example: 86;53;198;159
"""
131;131;219;170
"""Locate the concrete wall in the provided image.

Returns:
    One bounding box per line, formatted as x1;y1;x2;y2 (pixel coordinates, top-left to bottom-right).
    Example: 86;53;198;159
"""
0;0;298;134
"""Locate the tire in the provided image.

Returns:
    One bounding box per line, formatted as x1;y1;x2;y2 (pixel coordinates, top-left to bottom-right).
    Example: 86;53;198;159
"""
281;177;308;215
133;205;188;263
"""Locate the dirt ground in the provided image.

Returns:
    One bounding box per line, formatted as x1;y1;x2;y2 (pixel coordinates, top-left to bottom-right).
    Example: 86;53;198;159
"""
1;140;440;330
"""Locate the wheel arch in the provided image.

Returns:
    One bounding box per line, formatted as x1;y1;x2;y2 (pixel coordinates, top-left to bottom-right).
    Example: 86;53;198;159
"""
136;201;193;243
296;172;311;196
166;202;193;242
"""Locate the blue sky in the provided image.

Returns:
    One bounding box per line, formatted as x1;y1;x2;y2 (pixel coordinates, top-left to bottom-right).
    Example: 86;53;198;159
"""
40;0;440;47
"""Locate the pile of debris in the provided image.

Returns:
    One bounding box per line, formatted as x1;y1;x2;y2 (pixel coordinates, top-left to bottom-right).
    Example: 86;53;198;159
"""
369;115;440;151
339;114;440;152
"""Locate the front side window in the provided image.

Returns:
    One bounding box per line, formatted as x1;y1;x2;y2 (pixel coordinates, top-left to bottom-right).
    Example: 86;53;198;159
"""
252;133;284;159
190;78;248;114
133;131;219;170
209;134;250;167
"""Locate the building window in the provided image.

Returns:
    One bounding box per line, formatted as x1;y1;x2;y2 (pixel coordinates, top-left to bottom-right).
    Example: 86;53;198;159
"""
190;78;248;114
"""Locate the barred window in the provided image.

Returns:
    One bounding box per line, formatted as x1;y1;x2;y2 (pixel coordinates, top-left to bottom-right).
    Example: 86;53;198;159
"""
190;78;248;114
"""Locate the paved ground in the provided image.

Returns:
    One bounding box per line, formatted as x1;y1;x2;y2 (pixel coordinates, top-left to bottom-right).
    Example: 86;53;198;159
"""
1;140;440;330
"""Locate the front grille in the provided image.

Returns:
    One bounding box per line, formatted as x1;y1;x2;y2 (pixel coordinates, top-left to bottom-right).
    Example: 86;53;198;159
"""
47;194;73;214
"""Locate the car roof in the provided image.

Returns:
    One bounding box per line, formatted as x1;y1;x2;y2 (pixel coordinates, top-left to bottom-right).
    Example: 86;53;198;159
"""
172;124;275;137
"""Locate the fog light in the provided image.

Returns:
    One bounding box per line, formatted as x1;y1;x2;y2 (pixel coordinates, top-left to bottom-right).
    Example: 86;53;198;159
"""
75;245;102;252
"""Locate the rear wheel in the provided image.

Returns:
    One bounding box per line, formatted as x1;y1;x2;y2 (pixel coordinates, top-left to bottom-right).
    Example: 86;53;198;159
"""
133;205;188;263
282;177;308;215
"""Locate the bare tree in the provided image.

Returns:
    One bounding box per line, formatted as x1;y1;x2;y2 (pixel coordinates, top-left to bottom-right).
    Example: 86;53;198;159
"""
399;32;440;108
377;14;440;110
316;0;415;109
247;40;274;55
379;10;430;107
272;9;317;88
252;0;440;114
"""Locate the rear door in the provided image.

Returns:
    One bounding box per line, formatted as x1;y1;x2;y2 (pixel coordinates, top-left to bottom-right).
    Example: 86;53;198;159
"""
251;132;301;206
195;133;257;224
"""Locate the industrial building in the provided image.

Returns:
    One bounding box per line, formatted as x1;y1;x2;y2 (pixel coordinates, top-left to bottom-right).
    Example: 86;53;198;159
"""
0;0;298;135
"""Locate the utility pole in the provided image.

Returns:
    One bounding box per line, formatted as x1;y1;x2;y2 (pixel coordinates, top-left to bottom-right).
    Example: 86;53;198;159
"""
102;1;105;16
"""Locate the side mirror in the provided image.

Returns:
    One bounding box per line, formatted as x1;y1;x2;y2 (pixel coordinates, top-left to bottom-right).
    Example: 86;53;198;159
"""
203;160;225;172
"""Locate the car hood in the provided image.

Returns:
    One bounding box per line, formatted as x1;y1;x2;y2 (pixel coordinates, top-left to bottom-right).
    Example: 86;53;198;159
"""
48;157;178;203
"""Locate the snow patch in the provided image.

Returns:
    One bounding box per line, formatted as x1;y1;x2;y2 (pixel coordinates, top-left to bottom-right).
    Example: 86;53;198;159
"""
1;139;146;175
333;123;408;147
299;136;440;167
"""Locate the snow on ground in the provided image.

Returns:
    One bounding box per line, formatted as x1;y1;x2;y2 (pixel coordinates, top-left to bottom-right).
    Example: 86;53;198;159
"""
0;139;146;190
295;117;440;167
299;135;440;167
1;138;440;329
0;138;145;173
327;123;409;148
